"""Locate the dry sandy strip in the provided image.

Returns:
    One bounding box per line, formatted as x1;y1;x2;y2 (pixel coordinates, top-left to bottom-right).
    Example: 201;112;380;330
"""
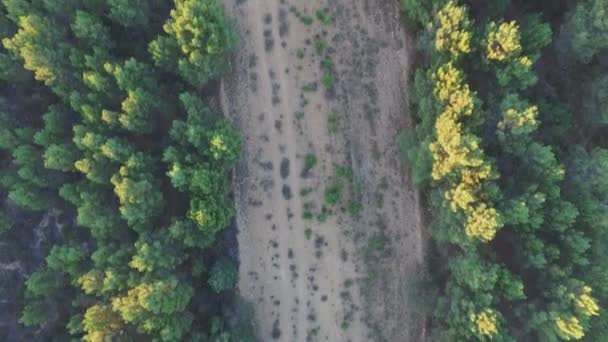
220;0;425;341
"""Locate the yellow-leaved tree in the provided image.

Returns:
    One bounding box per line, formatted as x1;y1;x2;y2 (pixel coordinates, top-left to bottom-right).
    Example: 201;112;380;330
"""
435;1;472;57
430;63;502;242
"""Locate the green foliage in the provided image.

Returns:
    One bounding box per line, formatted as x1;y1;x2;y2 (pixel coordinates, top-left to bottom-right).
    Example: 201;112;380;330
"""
150;0;236;87
208;258;238;293
43;144;80;172
111;153;164;230
560;0;608;63
321;71;335;89
46;244;87;278
19;300;47;326
315;9;332;25
402;1;608;340
24;268;63;297
112;276;194;340
324;180;343;206
108;0;151;28
3;14;76;97
304;153;318;169
0;0;245;339
130;234;185;273
72;10;112;49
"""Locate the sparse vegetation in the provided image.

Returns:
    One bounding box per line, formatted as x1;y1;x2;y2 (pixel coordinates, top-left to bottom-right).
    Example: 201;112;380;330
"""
304;154;318;170
328;112;339;133
324;180;344;206
316;9;333;25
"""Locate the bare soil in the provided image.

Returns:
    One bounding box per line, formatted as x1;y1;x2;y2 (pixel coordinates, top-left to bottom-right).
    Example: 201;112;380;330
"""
220;0;425;341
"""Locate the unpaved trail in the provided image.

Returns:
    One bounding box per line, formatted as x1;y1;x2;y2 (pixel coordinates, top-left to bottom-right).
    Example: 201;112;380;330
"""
220;0;425;341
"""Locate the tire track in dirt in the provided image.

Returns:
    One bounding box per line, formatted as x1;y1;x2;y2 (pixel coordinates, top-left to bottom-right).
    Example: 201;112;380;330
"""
220;0;425;341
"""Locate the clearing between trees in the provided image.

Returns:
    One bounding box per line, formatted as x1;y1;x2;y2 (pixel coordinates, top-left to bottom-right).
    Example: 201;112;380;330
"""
220;0;425;340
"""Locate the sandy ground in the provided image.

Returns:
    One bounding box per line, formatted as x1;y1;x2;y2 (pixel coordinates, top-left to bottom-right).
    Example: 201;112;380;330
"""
220;0;425;341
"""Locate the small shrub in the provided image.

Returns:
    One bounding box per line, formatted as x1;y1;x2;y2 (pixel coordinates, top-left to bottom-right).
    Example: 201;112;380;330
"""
336;166;353;180
300;187;313;196
302;15;314;25
347;200;363;217
328;112;338;133
316;212;327;223
314;37;327;54
304;228;312;239
304;154;318;169
316;9;333;25
365;235;385;257
324;180;343;206
322;71;335;89
302;83;316;92
322;55;335;71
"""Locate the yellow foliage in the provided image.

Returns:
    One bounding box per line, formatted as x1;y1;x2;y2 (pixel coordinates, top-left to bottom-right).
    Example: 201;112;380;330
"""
497;106;539;132
211;135;226;152
570;286;600;317
470;309;498;337
433;62;465;103
466;203;501;242
486;21;522;61
78;270;103;295
555;316;585;340
192;209;207;226
429;62;502;242
75;158;92;175
519;56;532;67
83;304;122;342
445;182;475;212
435;1;471;56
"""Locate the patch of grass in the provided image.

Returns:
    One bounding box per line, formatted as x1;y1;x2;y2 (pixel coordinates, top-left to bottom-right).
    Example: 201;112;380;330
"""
316;212;327;223
304;154;318;169
300;187;313;196
302;15;314;25
321;71;335;89
347;200;363;218
316;9;333;25
314;37;328;54
290;7;314;25
295;111;305;120
327;111;338;133
341;321;350;331
324;180;343;206
304;228;312;240
302;83;316;92
336;166;353;180
365;235;385;258
296;49;305;59
322;55;335;71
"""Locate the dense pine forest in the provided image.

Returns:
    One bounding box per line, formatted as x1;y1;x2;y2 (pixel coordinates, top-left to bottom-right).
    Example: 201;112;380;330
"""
0;0;254;340
401;0;608;340
1;0;607;340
